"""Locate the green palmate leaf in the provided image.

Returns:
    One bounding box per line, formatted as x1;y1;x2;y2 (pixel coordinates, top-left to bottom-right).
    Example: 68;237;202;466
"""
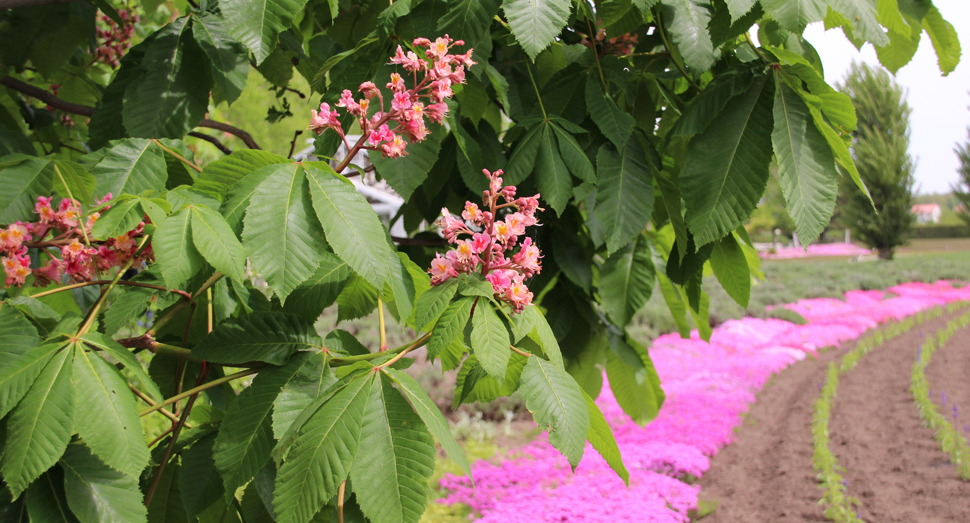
191;13;249;106
72;350;148;478
384;368;472;479
179;434;223;520
585;76;635;149
595;139;655;255
154;209;204;289
220;166;277;235
193;312;320;365
456;274;493;298
243;163;328;302
766;47;856;132
583;391;629;485
53;161;96;207
102;289;152;337
189;205;247;281
273;352;337;439
336;273;380;322
471;301;511;382
123;19;212;139
655;170;689;262
669;65;756;137
681;73;774;246
599;234;655;327
3;347;75;497
80;333;163;403
828;0;889;47
455;352;528;406
535;123;572;216
799;90;872;203
350;374;436;523
0;305;39;365
502;0;571;60
520;356;589;468
759;0;826;32
518;305;564;369
412;278;459;331
656;271;690;337
605;347;662;425
0;156;53;224
214;355;309;504
305;166;392;291
371;136;441;201
874;20;920;74
709;233;750;308
196;150;289;198
26;468;76;523
90;197;143;240
632;0;661;15
923;6;961;75
221;0;310;64
771;79;838;244
61;443;147;523
282;253;351;321
551;233;591;292
552;124;596;183
722;0;755;20
438;0;501;47
503;125;542;185
273;373;373;523
660;0;715;72
427;297;474;360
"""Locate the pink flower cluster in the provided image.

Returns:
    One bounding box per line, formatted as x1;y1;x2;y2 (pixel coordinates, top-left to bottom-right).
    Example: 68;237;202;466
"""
94;10;138;68
428;169;543;313
437;280;970;521
0;194;152;286
309;36;473;159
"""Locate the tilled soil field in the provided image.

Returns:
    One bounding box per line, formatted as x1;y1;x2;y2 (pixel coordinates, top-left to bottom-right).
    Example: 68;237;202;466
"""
698;312;970;522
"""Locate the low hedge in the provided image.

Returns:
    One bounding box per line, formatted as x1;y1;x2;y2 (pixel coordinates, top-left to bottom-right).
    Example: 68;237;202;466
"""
909;225;970;239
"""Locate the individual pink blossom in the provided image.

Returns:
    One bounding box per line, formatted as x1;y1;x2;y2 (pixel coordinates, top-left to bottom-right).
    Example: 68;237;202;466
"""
62;238;86;261
34;196;56;223
359;81;379;99
55;198;81;229
33;258;63;285
1;253;30;286
427;36;451;60
471;232;491;254
504;213;528;236
309;103;340;135
0;223;31;253
413;37;432;47
391;91;412;112
386;72;406;92
462;203;482;223
368;124;394;146
505;276;533;312
425;102;449;124
451;49;476;68
402;102;424;122
428;80;453;102
381;135;408;159
513;237;542;276
336;89;363;115
402;119;429;142
429;253;459;284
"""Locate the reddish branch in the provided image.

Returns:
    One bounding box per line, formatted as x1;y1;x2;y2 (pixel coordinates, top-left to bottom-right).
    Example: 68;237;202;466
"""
0;76;261;150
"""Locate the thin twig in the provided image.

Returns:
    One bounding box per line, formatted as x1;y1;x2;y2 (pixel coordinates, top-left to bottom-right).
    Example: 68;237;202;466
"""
154;139;202;172
76;237;149;335
288;130;304;159
337;481;347;523
509;345;532;358
139;368;260;417
188;132;232;154
376;333;431;369
143;363;209;507
29;279;191;299
129;385;187;426
377;296;387;352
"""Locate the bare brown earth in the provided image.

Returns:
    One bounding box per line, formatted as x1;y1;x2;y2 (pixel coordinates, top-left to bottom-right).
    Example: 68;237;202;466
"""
698;313;970;522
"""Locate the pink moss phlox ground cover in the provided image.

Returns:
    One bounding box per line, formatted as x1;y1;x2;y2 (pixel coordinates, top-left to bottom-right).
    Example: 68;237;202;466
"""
759;243;872;259
438;280;970;522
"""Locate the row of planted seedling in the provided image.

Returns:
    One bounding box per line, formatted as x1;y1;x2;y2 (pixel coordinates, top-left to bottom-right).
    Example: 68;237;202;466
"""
910;303;970;479
811;304;953;523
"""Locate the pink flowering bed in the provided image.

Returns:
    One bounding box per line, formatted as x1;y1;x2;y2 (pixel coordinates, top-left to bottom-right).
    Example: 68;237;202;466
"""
759;243;872;260
438;280;970;522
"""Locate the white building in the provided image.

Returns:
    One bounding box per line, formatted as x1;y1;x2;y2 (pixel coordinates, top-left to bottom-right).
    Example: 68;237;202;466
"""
911;203;942;224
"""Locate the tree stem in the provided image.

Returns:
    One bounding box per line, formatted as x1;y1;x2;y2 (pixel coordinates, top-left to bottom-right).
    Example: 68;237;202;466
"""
139;367;259;417
29;279;191;299
377;296;387;351
154;139;203;173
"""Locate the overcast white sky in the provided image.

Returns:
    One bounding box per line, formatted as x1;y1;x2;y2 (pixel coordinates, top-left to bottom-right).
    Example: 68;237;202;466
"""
801;1;969;195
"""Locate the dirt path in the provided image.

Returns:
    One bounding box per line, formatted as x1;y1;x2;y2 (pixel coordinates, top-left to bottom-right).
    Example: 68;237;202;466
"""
835;315;970;523
926;322;970;437
698;313;970;522
696;349;838;522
